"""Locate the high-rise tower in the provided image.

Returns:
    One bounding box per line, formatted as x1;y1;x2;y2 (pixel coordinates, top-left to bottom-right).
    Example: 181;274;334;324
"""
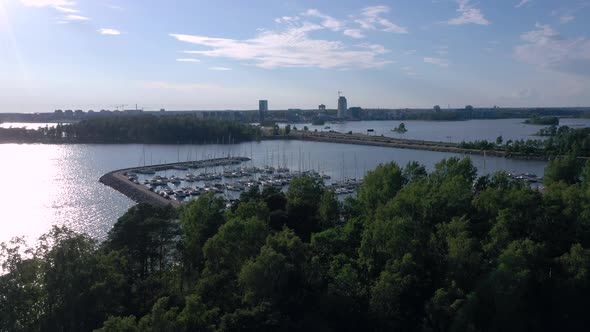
258;100;268;122
337;96;347;118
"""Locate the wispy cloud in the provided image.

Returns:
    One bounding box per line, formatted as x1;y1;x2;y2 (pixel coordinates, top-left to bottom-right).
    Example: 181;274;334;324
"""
176;58;201;63
19;0;74;7
355;5;408;34
515;23;590;76
98;28;120;35
448;0;490;26
20;0;91;23
54;6;78;13
304;9;344;31
424;57;450;67
171;15;392;70
104;3;124;11
209;67;232;71
515;0;531;8
64;14;89;21
343;29;364;39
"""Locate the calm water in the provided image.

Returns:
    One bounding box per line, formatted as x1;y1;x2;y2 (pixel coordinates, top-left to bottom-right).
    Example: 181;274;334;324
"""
286;118;590;143
0;140;547;245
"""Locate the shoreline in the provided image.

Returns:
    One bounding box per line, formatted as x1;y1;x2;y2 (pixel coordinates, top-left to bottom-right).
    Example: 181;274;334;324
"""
269;131;550;161
0;132;561;161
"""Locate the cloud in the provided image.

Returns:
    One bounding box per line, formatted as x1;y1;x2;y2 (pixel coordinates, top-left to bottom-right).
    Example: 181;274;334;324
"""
20;0;91;24
209;67;232;71
171;19;392;70
304;9;344;31
560;15;575;24
54;6;78;13
19;0;74;7
275;16;299;24
448;0;490;26
355;6;408;34
515;0;531;8
98;28;120;35
515;23;590;76
64;14;89;21
105;4;124;11
96;29;121;36
343;29;364;39
424;57;450;67
176;58;201;63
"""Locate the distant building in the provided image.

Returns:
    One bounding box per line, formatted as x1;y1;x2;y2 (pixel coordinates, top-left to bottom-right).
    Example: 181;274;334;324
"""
318;104;326;111
337;96;348;118
349;106;362;120
258;100;268;122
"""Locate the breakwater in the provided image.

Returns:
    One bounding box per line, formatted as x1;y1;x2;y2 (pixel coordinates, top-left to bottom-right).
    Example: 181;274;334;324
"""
268;131;549;161
99;157;250;207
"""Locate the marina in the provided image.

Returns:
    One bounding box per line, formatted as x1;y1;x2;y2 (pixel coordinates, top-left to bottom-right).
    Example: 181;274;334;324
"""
0;140;548;244
103;156;363;207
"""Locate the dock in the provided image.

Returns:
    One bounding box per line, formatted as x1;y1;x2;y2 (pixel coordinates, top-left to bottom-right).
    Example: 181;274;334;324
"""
99;157;250;207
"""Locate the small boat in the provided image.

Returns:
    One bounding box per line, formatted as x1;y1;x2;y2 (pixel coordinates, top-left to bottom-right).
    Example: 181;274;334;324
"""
136;168;156;175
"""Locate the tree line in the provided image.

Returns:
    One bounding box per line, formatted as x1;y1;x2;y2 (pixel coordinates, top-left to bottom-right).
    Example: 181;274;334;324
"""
0;115;261;144
3;156;590;331
458;125;590;158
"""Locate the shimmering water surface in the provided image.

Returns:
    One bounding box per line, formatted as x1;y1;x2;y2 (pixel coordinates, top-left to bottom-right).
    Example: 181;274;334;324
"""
0;139;548;244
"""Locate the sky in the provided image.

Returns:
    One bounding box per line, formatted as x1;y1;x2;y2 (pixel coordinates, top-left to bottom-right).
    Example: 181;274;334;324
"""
0;0;589;112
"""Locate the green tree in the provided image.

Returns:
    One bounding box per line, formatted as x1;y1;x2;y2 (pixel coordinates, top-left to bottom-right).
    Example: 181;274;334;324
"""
496;135;503;146
358;162;404;214
286;176;324;240
319;190;340;228
95;315;138;332
179;194;225;280
544;153;582;185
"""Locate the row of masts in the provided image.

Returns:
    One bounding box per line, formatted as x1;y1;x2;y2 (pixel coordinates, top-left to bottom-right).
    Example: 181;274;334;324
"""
139;142;368;181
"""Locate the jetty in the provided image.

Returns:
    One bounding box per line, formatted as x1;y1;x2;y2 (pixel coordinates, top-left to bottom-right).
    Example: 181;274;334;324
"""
99;157;250;207
270;131;548;161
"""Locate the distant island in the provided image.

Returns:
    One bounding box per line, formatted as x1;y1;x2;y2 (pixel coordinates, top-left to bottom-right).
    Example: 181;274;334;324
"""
524;116;559;126
391;122;408;133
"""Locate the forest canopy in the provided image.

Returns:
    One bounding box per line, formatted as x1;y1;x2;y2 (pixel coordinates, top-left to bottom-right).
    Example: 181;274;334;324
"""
3;157;590;331
0;115;261;144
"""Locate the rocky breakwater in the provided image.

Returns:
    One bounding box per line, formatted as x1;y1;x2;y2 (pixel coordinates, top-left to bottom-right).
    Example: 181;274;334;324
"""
100;169;178;207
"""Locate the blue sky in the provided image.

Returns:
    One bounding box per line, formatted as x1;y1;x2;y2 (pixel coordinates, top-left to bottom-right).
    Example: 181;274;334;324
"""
1;0;589;112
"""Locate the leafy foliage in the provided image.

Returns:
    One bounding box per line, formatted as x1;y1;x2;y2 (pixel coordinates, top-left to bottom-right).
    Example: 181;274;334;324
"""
3;157;590;331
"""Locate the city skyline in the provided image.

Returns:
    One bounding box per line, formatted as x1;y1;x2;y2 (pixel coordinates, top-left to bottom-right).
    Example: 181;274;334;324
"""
1;0;590;112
